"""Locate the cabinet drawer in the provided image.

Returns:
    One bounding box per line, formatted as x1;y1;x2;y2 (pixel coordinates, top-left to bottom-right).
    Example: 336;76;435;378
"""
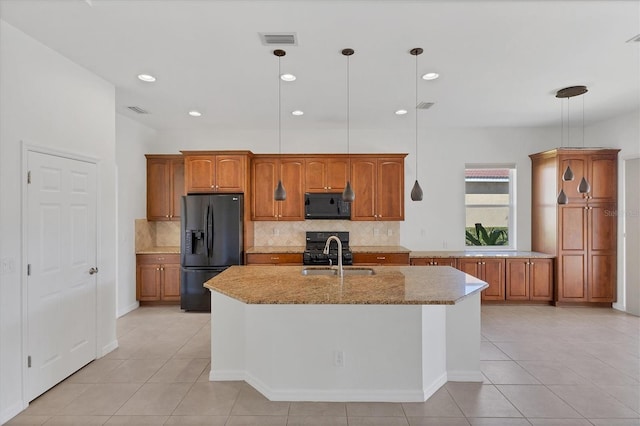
246;253;303;265
136;254;180;265
352;252;410;265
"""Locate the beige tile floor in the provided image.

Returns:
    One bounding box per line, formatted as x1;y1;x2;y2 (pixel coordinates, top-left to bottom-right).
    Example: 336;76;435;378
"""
7;305;639;426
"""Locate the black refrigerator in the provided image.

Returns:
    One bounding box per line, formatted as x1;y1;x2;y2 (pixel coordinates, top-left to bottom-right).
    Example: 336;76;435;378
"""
180;193;243;311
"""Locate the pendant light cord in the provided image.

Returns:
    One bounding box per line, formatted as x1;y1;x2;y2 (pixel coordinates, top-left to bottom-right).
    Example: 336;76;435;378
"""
346;54;350;156
415;49;418;176
582;95;585;148
278;56;282;155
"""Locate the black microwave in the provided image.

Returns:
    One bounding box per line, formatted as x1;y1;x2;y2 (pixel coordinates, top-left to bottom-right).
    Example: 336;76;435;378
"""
304;193;351;219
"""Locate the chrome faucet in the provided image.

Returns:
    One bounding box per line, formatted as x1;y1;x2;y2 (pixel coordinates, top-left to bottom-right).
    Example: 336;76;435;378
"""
323;235;343;277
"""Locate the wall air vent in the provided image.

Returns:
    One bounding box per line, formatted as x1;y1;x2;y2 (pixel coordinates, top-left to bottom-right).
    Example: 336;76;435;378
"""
626;33;640;43
127;106;149;114
416;102;435;110
259;32;297;46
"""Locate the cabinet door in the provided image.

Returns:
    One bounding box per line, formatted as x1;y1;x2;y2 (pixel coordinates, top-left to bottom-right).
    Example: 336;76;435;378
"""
216;155;245;192
185;156;215;193
147;159;171;220
589;155;617;202
506;259;529;300
410;257;431;266
170;159;184;220
482;258;505;301
457;258;481;278
558;205;588;301
588;203;617;301
137;264;161;301
252;159;278;220
161;263;181;301
432;258;457;267
326;158;349;192
376;158;404;221
279;159;305;220
530;258;553;301
350;159;376;220
305;159;327;192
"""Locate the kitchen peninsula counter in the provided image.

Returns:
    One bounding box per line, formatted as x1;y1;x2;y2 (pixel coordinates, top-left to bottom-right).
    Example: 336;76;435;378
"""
205;265;488;403
204;265;486;305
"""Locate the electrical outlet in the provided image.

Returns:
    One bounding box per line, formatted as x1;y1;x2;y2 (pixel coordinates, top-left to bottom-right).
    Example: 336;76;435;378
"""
420;228;426;237
373;228;380;236
334;350;345;367
273;228;279;236
442;241;448;249
387;229;393;236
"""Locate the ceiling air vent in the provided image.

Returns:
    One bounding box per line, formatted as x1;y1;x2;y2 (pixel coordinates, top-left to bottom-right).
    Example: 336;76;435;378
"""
416;102;435;110
127;106;149;114
259;32;297;46
626;33;640;43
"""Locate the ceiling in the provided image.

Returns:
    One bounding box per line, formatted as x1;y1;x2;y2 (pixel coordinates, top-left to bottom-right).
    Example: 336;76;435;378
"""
1;0;639;134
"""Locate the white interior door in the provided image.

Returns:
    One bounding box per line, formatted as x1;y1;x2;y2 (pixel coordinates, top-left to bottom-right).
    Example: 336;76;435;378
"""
26;151;98;401
625;157;640;316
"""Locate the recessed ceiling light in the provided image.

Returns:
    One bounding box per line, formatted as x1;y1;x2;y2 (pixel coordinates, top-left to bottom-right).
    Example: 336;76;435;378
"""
281;74;296;82
291;110;304;116
137;74;156;82
395;109;408;115
422;72;439;81
188;110;202;117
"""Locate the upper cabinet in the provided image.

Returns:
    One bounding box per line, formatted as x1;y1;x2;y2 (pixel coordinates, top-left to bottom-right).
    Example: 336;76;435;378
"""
350;156;405;221
182;151;250;194
305;157;349;193
145;155;184;221
558;151;617;203
251;156;305;221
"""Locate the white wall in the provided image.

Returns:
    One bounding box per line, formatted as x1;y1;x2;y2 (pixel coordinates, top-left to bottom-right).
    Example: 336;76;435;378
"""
115;114;157;317
0;21;118;423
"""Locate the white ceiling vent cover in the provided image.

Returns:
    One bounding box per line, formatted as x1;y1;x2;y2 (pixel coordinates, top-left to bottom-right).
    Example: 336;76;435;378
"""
416;102;435;110
127;106;149;114
259;32;297;46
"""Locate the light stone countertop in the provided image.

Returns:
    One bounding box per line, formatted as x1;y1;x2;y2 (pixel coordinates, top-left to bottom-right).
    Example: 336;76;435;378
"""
410;250;554;258
136;246;180;254
204;265;488;305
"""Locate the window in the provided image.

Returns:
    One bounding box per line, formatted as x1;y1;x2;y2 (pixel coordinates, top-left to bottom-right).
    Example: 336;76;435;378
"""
465;165;516;249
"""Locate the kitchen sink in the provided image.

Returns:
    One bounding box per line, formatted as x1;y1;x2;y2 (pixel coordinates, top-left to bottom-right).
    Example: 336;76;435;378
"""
301;267;376;276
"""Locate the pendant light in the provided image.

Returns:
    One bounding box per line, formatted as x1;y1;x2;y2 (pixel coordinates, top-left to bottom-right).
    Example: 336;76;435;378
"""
410;48;424;201
273;49;287;201
341;48;355;203
555;85;589;205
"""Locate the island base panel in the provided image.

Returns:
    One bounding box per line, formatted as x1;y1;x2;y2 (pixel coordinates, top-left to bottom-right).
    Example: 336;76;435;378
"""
210;291;482;402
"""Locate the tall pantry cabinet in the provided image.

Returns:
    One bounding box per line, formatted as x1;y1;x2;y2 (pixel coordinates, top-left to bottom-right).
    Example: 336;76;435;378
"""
530;148;619;304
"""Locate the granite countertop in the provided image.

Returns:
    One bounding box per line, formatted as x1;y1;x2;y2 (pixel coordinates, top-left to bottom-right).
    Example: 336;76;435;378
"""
204;265;488;305
410;250;554;259
246;246;306;254
136;246;180;254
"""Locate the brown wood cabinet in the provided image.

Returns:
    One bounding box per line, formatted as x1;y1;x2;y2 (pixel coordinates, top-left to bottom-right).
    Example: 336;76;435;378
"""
410;257;457;267
182;152;249;194
352;252;410;265
457;258;505;301
350;156;405;221
145;155;184;221
505;258;553;301
305;157;350;193
136;254;181;303
251;156;305;221
246;253;303;265
530;148;619;304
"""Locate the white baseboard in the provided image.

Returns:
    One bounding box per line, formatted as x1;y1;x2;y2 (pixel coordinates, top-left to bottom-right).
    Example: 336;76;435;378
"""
98;339;119;358
446;370;484;382
117;301;139;318
209;369;246;381
1;400;28;425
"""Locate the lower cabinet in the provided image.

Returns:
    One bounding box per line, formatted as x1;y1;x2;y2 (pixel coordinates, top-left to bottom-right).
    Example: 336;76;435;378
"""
136;254;181;302
410;257;457;267
457;258;506;301
505;258;553;301
246;253;303;265
352;252;410;265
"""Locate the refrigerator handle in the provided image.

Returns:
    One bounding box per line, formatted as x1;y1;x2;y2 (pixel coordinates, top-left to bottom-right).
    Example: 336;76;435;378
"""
204;204;210;258
207;203;213;256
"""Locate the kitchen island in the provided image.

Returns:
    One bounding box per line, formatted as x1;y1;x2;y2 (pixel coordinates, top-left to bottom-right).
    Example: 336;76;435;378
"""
204;265;488;402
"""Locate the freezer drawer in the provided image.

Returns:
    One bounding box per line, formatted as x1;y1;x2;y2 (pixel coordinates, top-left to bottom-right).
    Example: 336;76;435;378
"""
180;267;226;312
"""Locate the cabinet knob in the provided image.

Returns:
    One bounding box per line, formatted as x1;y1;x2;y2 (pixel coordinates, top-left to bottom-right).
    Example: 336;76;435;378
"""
433;261;438;265
327;186;332;189
165;215;169;218
156;268;160;271
211;185;215;188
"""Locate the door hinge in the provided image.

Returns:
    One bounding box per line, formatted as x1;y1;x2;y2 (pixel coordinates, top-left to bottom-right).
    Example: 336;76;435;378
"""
27;264;31;276
28;355;31;368
27;171;32;184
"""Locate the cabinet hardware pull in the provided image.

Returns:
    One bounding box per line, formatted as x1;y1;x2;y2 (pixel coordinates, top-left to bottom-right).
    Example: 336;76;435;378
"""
377;257;386;260
165;215;169;218
157;257;164;260
211;185;215;188
434;261;438;265
271;257;280;260
327;186;332;189
156;268;160;271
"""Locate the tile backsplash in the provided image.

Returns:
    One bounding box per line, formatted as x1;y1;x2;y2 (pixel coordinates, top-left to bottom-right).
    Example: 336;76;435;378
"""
253;220;400;246
135;218;399;251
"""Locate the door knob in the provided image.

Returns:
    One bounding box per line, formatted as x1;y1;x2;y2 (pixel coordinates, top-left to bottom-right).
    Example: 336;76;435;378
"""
89;267;99;275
